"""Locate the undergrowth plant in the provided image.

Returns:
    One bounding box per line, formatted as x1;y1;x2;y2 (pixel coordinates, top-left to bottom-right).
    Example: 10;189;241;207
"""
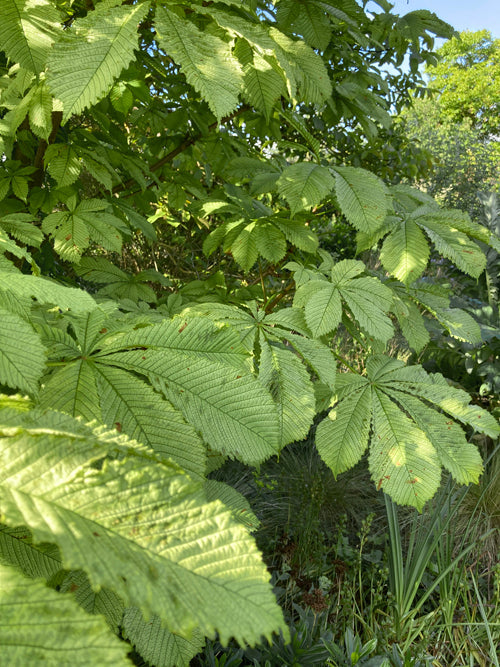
0;0;499;665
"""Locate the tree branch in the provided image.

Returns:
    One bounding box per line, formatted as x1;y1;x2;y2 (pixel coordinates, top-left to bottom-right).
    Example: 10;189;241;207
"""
112;104;250;196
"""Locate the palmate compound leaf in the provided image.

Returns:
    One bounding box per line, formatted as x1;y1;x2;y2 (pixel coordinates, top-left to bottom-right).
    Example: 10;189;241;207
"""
392;283;481;347
0;407;288;645
0;307;45;394
0;562;131;666
155;7;243;121
293;259;394;342
42;315;280;465
47;3;149;122
37;313;207;480
99;351;280;464
315;355;496;509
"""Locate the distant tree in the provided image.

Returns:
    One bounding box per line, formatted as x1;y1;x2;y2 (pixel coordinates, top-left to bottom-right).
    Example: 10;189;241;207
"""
427;30;500;138
396;30;500;219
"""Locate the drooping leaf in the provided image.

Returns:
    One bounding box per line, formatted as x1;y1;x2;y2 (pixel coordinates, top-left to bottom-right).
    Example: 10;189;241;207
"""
254;222;287;263
155;7;243;121
243;55;286;120
0;562;131;665
44;144;81;187
205;479;260;532
0;0;61;74
369;388;441;511
94;318;280;463
303;282;342;337
380;219;430;284
270;27;332;103
0;213;44;247
332;166;389;233
0;407;287;645
277;162;334;215
416;213;487;278
316;383;371;475
276;0;333;51
47;3;149;121
0;308;45;394
259;337;316;447
315;355;493;508
122;608;205;667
